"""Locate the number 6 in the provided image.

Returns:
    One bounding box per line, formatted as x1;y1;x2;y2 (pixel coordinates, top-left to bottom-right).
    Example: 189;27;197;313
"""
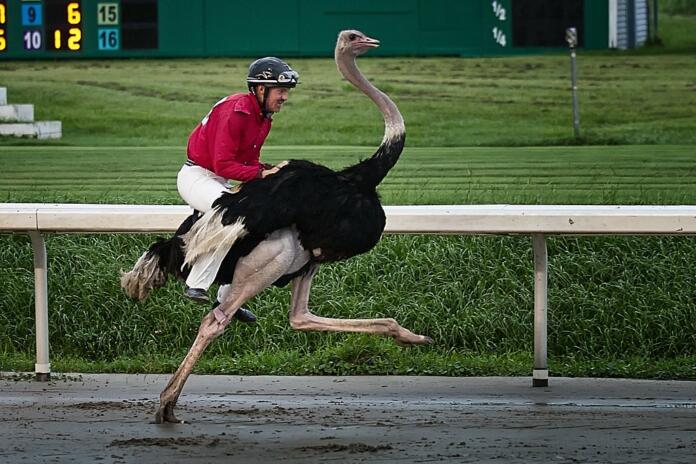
67;2;81;24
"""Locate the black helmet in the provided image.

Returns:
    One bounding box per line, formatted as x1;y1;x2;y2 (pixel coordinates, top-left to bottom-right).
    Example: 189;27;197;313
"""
247;57;299;89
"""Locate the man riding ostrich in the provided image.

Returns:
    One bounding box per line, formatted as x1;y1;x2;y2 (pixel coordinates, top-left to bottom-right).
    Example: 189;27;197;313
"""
121;30;433;424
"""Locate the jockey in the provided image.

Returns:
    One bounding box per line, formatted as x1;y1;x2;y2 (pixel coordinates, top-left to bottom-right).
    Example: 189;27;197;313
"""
176;57;299;320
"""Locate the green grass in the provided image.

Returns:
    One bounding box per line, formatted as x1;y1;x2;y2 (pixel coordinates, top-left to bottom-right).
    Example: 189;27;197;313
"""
3;351;696;380
2;232;696;379
658;15;696;50
1;145;695;205
661;0;696;16
1;16;696;148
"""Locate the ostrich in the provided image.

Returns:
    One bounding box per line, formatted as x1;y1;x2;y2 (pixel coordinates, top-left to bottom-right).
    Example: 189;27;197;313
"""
121;30;432;424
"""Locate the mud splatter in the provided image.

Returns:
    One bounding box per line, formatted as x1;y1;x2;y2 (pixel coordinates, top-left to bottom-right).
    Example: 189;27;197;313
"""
109;436;219;448
298;443;393;453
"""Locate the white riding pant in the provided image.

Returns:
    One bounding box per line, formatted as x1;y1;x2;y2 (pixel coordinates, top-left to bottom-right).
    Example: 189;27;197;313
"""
177;163;230;213
177;163;234;301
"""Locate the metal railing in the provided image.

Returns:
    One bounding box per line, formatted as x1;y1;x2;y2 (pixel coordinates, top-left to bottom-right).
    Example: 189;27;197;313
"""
3;203;696;385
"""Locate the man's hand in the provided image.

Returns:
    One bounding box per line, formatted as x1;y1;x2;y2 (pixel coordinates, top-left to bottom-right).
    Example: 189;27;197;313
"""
261;160;289;178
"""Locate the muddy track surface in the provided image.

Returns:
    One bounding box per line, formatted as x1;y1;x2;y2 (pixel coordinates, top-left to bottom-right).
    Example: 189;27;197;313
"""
1;374;695;463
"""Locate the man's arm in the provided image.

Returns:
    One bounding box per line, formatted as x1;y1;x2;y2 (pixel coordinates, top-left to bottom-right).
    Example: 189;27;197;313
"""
211;112;264;182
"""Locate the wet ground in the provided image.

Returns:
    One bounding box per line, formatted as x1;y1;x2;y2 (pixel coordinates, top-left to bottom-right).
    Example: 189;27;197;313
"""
1;374;695;463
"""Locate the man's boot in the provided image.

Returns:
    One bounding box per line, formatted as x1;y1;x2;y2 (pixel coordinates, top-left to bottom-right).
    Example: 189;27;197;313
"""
211;300;257;323
184;286;210;303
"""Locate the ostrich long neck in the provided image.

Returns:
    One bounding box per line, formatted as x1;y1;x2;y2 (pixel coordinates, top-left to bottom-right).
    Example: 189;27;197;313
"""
336;49;406;190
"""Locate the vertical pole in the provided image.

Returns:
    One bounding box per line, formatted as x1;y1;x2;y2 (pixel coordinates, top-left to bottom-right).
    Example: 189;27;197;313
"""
29;231;51;381
570;48;580;138
532;234;548;387
566;27;580;138
608;0;618;48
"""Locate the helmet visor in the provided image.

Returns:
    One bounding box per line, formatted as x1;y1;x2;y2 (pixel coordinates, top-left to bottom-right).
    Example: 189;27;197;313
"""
276;70;299;85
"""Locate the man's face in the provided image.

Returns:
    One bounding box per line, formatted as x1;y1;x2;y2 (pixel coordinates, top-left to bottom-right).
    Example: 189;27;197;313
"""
261;86;290;113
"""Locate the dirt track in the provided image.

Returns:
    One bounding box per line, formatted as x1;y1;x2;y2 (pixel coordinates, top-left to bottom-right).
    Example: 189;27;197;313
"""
1;374;695;463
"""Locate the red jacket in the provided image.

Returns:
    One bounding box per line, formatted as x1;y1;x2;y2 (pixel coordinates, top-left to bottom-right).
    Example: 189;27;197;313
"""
187;92;272;182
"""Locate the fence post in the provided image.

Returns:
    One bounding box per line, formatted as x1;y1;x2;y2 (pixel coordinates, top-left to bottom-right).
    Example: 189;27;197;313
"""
29;231;51;381
532;233;549;387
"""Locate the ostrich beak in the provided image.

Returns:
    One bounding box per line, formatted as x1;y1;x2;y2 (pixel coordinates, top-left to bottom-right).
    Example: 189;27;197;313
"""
357;36;380;49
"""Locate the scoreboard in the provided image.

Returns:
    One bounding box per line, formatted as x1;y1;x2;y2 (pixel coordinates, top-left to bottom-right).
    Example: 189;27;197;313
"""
1;0;157;57
0;0;610;59
28;1;82;52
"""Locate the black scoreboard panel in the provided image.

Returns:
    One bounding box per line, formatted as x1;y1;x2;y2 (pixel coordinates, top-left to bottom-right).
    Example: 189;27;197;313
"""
45;0;82;51
512;0;585;47
120;0;156;49
0;0;609;59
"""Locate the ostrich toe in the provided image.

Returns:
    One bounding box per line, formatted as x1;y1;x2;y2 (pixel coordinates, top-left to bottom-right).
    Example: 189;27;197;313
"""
393;327;434;346
155;402;186;424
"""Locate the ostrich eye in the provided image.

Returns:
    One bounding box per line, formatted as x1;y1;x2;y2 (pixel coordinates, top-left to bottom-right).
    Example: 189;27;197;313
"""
349;34;357;41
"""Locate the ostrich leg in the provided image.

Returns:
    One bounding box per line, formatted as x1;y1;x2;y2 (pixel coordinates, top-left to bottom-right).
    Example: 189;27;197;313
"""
289;264;433;345
155;310;226;424
156;230;308;424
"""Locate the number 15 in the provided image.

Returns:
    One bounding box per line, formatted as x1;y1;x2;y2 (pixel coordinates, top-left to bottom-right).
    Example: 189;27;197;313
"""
98;3;119;25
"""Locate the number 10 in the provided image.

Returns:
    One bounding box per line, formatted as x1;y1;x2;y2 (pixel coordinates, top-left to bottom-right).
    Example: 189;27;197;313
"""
24;30;42;50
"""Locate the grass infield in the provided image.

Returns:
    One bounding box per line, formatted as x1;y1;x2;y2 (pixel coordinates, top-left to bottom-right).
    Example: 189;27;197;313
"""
1;144;695;379
1;35;695;149
1;145;695;205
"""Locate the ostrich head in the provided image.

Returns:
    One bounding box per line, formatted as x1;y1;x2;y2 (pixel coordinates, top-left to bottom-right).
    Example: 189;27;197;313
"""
335;30;380;57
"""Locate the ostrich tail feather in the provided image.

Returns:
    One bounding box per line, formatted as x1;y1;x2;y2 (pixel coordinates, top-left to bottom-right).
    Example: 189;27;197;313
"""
181;208;247;267
120;250;167;301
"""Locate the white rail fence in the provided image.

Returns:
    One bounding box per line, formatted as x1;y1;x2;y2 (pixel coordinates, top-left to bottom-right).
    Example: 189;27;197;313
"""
3;203;696;385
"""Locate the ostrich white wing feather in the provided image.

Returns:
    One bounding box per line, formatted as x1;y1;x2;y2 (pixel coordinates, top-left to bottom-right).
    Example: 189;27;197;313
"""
181;208;247;267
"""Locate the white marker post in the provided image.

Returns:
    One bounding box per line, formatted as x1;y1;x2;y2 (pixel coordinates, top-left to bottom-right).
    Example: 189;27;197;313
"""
566;27;580;138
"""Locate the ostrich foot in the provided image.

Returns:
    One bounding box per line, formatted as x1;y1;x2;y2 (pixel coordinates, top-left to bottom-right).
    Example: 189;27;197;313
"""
393;321;434;346
394;327;434;346
395;335;434;347
155;401;186;424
